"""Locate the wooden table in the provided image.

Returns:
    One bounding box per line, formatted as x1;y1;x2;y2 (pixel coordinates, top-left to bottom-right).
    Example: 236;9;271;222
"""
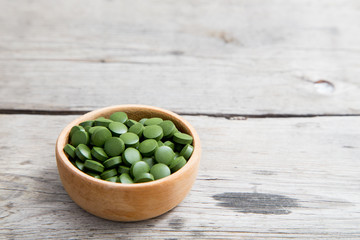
1;0;359;239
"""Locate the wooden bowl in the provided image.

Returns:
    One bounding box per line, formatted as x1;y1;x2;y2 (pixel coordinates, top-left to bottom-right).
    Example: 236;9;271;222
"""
55;105;201;221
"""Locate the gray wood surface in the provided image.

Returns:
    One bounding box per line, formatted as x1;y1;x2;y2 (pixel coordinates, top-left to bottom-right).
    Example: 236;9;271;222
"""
0;0;360;115
1;115;359;239
1;0;360;239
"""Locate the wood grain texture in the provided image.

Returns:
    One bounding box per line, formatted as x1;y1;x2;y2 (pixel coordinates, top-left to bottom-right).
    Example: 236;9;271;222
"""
0;0;360;115
1;114;359;239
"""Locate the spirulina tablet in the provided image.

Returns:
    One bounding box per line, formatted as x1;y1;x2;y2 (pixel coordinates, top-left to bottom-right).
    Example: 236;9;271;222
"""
64;144;76;159
150;163;171;180
122;147;142;166
103;156;122;169
159;120;176;138
119;173;134;184
131;161;150;179
75;144;92;161
155;146;175;166
108;122;128;136
100;168;117;179
139;139;158;157
143;125;163;141
118;165;130;174
180;144;194;160
110;112;128;123
91;147;108;162
91;127;112;147
70;125;85;138
120;132;139;148
71;130;89;147
144;117;163;126
173;132;193;145
129;122;144;137
135;173;154;183
104;137;125;157
84;160;104;173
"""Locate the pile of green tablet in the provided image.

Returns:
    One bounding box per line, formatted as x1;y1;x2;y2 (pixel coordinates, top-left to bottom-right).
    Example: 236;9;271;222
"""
63;112;194;183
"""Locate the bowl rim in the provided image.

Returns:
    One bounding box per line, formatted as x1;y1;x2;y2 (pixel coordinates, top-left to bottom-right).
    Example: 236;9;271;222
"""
56;104;201;189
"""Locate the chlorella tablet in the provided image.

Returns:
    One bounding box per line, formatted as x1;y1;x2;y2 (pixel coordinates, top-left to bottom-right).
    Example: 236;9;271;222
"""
64;144;76;159
84;160;104;173
120;173;134;184
139;139;158;157
91;147;108;162
120;132;139;148
134;173;154;183
64;111;195;184
75;144;92;161
108;122;128;136
180;144;194;160
143;125;163;141
110;112;128;123
144;117;163;126
104;137;125;157
91;127;112;147
173;132;193;145
155;146;175;165
150;163;171;180
103;156;122;169
122;148;142;166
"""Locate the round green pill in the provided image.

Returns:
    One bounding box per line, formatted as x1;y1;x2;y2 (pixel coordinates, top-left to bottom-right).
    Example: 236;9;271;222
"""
104;137;125;157
150;163;171;180
139;118;148;125
71;130;90;147
143;125;163;141
144;117;163;126
129;122;144;137
94;118;113;127
157;141;164;147
169;156;185;169
171;156;187;172
120;132;139;148
118;165;130;174
79;120;94;128
108;122;128;137
119;173;134;184
64;144;76;159
173;132;193;145
100;168;117;179
105;176;118;182
84;160;104;173
155;146;175;166
103;156;122;169
159;120;177;138
91;127;112;147
180;144;194;160
122;148;142;166
75;144;92;161
142;157;155;168
139;139;158;157
135;173;154;183
131;161;150;179
75;160;85;171
70;125;85;138
110;112;128;123
88;126;104;135
163;141;175;150
126;119;137;128
91;147;108;162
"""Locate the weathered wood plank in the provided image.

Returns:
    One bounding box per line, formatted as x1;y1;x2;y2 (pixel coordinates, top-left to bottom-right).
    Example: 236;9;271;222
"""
1;114;359;239
0;0;360;114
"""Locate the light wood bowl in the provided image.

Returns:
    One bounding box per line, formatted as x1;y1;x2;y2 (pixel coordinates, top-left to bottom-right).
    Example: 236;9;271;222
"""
55;105;201;221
